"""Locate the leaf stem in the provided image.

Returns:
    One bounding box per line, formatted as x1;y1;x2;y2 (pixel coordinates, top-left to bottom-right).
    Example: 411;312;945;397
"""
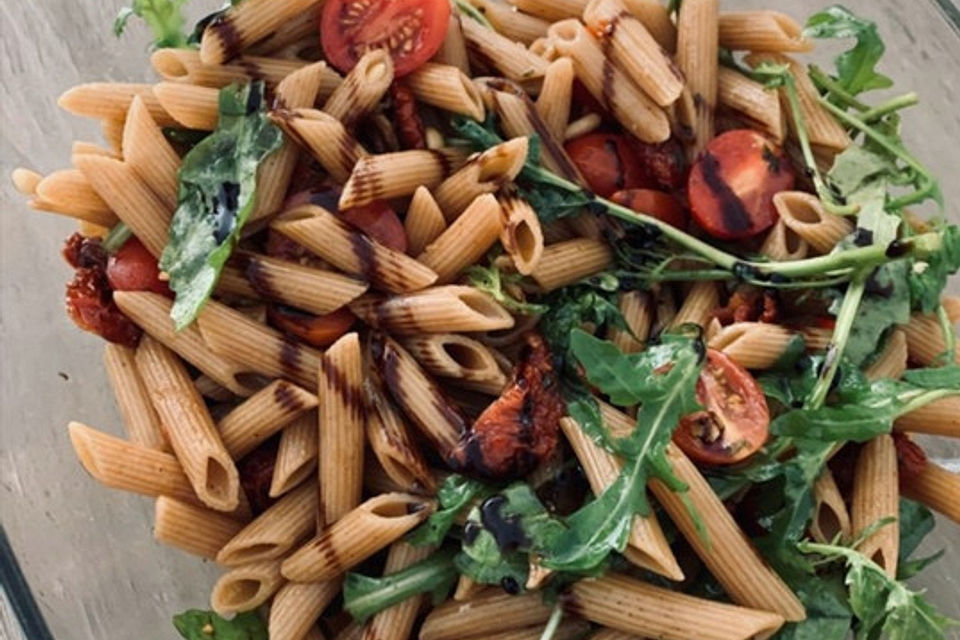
538;605;564;640
807;65;869;111
935;304;957;366
895;388;960;418
860;92;919;122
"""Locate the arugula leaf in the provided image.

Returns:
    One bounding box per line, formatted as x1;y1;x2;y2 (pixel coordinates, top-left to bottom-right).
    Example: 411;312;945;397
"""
173;610;267;640
901;365;960;389
466;263;548;315
803;6;892;96
909;225;960;313
896;499;944;580
771;573;852;640
160;82;283;329
408;474;490;547
538;287;627;360
114;0;192;49
343;549;458;622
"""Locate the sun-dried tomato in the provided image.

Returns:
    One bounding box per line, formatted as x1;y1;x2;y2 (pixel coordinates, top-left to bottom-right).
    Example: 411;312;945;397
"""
713;285;780;325
893;432;928;481
238;436;279;516
390;81;427;150
636;137;688;191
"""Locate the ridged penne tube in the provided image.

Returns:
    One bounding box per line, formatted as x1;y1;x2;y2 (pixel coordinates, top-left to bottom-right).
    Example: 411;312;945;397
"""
68;421;200;505
548;20;670;144
114;292;259;397
136;336;241;512
902;310;960;365
218;379;318;459
420;591;554;640
360;542;436;640
103;343;167;450
719;11;812;52
560;418;683;580
10;167;42;195
102;118;125;153
230;251;369;315
717;67;785;143
402;334;509;389
433;138;529;221
671;281;720;328
405;186;448;256
122;96;181;210
453;575;487;601
272;204;437;294
154;496;245;560
460;18;549;84
152;47;308;87
708;322;799;370
281;493;434;581
217;481;317;566
773;192;854;254
585;630;645;640
318;333;366;524
865;329;908;382
268;579;342;640
528;37;559;62
529;239;613;291
895;395;960;437
498;194;544;275
29;169;117;227
152;82;221;130
196;299;323;391
339;148;471;210
810;469;852;544
419;194;505;284
583;0;684;107
564;113;603;140
675;0;719;156
474;622;592;640
270;413;318;497
468;0;550;45
199;0;322;64
71;141;119;158
851;435;899;577
760;217;809;261
799;326;833;352
322;50;394;127
608;291;652;354
434;10;471;73
405;62;486;121
621;0;677;50
273;108;368;183
506;0;587;21
210;560;284;616
72;155;171;257
564;574;786;640
536;58;574;139
351;287;515;335
247;8;319;55
57;83;176;126
365;377;437;494
901;461;960;524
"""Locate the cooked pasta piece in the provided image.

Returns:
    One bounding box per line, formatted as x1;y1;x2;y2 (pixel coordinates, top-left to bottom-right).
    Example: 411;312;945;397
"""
433;138;529;221
719;11;813;52
676;0;719;156
563;112;604;140
528;37;559;62
246;8;320;56
671;281;720;328
152;82;221;130
402;333;508;390
717;67;785;142
10;168;42;195
405;63;486;121
272;108;368;183
901;460;960;524
58;83;176;126
103;343;167;450
453;575;488;601
460;18;549;84
270;413;319;497
799;325;833;352
151;48;308;88
199;0;323;64
506;0;587;21
218;379;317;459
536;58;574;140
29;169;118;227
810;468;852;544
122;95;181;210
350;287;514;335
851;434;899;577
773;191;855;254
405;186;448;256
468;0;550;44
322;50;394;126
420;591;554;640
339;148;471;210
269;580;342;640
607;291;652;354
71;141;120;158
588;630;645;640
902;309;960;365
529;239;613;291
498;194;544;275
620;0;677;50
419;194;505;284
707;322;800;370
211;559;284;616
895;396;960;437
360;542;436;640
433;9;471;73
865;329;908;381
103;118;123;153
760;218;809;260
473;621;592;640
154;496;245;560
281;493;434;581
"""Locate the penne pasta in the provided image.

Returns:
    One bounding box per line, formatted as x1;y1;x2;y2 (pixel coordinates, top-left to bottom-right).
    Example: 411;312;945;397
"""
895;395;960;438
405;62;486;121
901;460;960;525
506;0;587;22
433;9;471;73
719;11;813;53
360;542;436;640
536;58;574;140
419;194;505;284
247;8;320;56
467;0;550;45
773;192;855;254
433;138;529;221
322;50;394;127
29;169;118;228
152;82;221;130
563;112;604;140
199;0;323;65
499;194;544;275
269;579;342;640
708;322;800;370
588;630;645;640
218;379;318;459
865;329;908;382
453;574;488;601
717;67;785;143
405;186;448;256
760;218;809;261
608;291;652;354
402;333;508;390
676;0;719;156
10;167;42;195
902;309;960;366
529;239;613;291
210;559;284;616
351;286;514;335
460;18;549;84
851;434;899;577
151;48;308;89
154;496;245;560
620;0;677;51
470;621;592;640
122;95;181;210
270;412;319;498
421;591;553;640
272;107;368;183
58;83;176;127
671;281;720;328
103;343;168;451
339;148;472;210
810;468;852;544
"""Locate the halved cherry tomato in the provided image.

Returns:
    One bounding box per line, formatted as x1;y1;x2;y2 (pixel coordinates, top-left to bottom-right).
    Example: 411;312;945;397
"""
565;133;652;198
320;0;451;77
268;305;356;347
687;129;794;240
673;349;770;465
610;189;688;229
340;200;408;253
107;237;171;296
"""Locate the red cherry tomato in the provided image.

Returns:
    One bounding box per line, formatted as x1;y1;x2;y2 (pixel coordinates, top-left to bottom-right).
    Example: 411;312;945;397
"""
565;133;652;198
320;0;451;77
107;238;171;296
673;349;770;465
339;200;408;253
268;305;356;348
610;189;688;229
687;129;794;240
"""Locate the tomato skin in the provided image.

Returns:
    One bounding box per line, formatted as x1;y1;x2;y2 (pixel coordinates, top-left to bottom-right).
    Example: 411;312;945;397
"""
268;305;356;347
339;200;408;253
610;189;688;229
320;0;451;77
107;237;171;296
565;133;652;198
687;129;795;240
673;349;770;465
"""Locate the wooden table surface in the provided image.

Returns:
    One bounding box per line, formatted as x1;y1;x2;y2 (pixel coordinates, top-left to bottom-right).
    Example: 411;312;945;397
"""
1;1;958;638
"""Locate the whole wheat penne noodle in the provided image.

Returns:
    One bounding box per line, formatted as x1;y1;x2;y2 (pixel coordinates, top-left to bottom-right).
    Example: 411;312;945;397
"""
318;333;365;524
403;62;486;121
671;281;720;328
460;18;549;84
536;58;574;139
196;298;323;391
77;221;111;238
103;343;167;450
433;138;528;221
152;82;221;130
246;8;318;55
565;574;786;640
71;141;120;158
419;194;505;284
468;0;550;45
114;292;259;397
269;579;342;640
218;379;317;459
621;0;677;51
902;309;960;365
773;192;854;254
851;434;899;577
498;194;544;275
231;250;369;314
717;67;785;142
154;496;245;560
420;591;553;640
895;395;960;437
528;37;559;62
865;329;908;382
563;112;603;140
72;155;170;257
211;559;284;616
360;542;436;640
901;460;960;524
472;621;592;640
405;186;448;256
799;326;833;352
608;291;652;354
101;117;125;153
810;468;852;544
281;493;434;581
402;334;509;389
719;11;812;53
340;148;472;210
587;630;645;640
322;50;394;127
151;48;307;88
583;0;684;107
529;239;613;292
676;0;719;156
29;169;118;227
122;96;181;210
135;336;240;512
760;217;810;261
506;0;586;21
272;204;437;294
453;575;488;601
650;285;677;336
10;168;42;195
58;83;176;127
270;413;319;497
434;10;471;73
364;457;419;495
199;0;322;64
707;322;800;370
273;107;368;183
351;287;514;335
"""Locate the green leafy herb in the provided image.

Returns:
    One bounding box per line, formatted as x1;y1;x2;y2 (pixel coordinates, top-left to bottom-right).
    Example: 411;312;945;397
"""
538;286;627;360
803;6;892;97
114;0;192;49
896;499;944;581
343;549;458;622
901;365;960;389
160;82;283;329
466;263;548;315
173;610;267;640
909;225;960;313
771;573;852;640
408;475;490;547
102;223;133;254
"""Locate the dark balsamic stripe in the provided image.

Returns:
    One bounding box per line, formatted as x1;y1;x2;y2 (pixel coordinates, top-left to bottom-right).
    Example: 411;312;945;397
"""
209;14;243;62
273;381;306;413
698;151;752;234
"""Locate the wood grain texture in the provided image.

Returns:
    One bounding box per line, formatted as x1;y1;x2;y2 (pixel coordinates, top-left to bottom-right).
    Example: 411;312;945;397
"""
0;1;958;638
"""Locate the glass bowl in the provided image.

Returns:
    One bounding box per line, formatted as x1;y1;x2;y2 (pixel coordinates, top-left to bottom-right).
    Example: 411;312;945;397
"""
1;0;958;637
